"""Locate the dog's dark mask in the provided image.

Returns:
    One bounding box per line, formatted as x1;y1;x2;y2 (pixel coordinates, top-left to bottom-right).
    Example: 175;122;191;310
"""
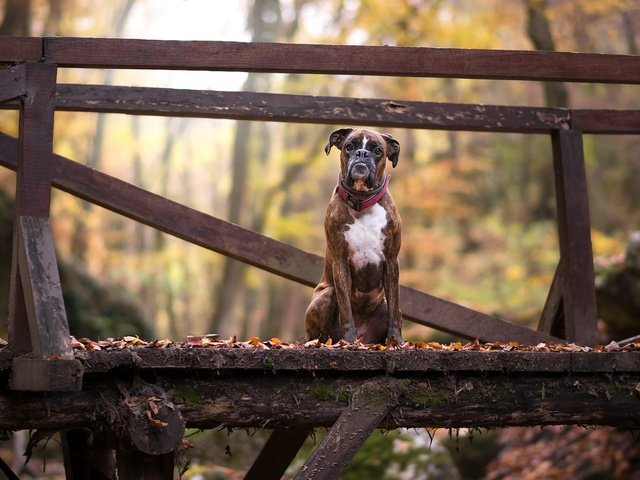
325;128;400;192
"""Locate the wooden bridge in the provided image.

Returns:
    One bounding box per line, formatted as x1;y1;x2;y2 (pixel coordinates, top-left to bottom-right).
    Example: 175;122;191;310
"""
0;37;639;479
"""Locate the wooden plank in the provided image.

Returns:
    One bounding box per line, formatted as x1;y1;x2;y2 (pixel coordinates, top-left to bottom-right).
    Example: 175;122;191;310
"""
43;38;640;84
74;348;637;375
53;84;570;133
16;216;73;360
551;130;598;345
295;381;395;480
8;62;58;355
10;357;82;391
571;109;640;134
0;37;42;62
1;363;638;431
245;428;312;480
0;131;557;343
538;260;565;337
0;64;26;104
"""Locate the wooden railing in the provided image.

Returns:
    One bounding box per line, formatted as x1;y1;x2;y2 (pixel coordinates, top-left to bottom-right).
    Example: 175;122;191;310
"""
1;38;640;375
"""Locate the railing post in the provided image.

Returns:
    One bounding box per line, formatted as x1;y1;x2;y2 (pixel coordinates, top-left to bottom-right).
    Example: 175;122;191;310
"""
8;62;82;391
539;129;598;345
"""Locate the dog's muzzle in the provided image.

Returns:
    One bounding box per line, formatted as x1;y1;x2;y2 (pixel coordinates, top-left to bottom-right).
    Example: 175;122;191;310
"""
346;150;376;189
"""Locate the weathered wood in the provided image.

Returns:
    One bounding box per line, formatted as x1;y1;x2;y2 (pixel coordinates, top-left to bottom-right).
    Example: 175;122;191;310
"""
1;349;639;431
119;381;185;456
538;260;566;337
73;347;637;374
245;427;312;480
8;62;59;356
61;429;116;480
399;285;558;343
10;357;82;391
42;38;640;84
0;64;26;104
5;91;640;135
572;109;640;134
295;380;395;480
52;84;571;133
551;130;598;345
0;132;558;344
0;37;42;62
15;216;73;361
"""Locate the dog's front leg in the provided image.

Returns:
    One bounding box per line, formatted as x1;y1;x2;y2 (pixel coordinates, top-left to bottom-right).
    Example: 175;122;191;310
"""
384;257;403;343
332;258;357;342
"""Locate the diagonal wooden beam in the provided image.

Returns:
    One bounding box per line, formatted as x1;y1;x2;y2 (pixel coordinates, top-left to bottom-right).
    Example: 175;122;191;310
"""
551;130;598;345
294;380;395;480
538;259;566;337
245;427;312;480
0;130;559;344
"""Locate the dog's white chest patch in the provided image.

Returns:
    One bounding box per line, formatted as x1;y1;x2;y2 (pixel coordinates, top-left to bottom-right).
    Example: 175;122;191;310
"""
344;203;387;269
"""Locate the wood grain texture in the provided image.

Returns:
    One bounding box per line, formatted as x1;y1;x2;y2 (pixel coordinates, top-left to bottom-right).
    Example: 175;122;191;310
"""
43;38;640;84
0;64;26;104
551;130;598;345
0;37;42;62
53;84;570;133
17;216;73;360
0;348;639;431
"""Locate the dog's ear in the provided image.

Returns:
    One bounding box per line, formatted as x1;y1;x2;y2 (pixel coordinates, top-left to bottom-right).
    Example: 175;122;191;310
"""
382;134;400;168
325;128;353;155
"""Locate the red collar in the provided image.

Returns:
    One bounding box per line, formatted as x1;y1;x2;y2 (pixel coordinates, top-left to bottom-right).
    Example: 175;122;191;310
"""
335;175;389;212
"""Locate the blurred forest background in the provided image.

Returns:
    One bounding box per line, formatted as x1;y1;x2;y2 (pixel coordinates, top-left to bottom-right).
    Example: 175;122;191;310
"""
1;0;640;478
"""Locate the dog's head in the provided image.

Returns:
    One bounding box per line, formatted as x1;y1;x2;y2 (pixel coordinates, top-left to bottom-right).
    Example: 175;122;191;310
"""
325;128;400;192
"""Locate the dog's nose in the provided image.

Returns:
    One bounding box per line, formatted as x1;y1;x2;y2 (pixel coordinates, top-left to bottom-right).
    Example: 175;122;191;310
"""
355;149;370;159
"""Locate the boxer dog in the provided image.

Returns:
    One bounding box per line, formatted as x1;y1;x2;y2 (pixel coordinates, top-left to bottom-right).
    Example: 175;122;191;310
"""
304;127;403;344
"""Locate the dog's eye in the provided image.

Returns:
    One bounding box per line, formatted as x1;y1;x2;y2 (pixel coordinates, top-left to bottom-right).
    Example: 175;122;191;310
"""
345;143;354;152
374;147;383;156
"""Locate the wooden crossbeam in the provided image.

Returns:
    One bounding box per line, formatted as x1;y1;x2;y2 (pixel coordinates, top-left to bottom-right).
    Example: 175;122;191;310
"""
3;88;640;134
51;84;570;133
0;131;559;344
29;38;640;84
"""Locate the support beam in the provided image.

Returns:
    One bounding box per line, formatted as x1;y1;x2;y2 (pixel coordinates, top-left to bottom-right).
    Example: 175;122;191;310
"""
295;381;395;480
551;130;598;345
245;428;312;480
8;62;59;355
15;216;72;360
0;349;639;431
538;260;566;337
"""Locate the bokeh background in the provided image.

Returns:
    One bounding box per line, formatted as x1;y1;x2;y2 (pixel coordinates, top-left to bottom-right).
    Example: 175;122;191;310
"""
1;0;640;478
